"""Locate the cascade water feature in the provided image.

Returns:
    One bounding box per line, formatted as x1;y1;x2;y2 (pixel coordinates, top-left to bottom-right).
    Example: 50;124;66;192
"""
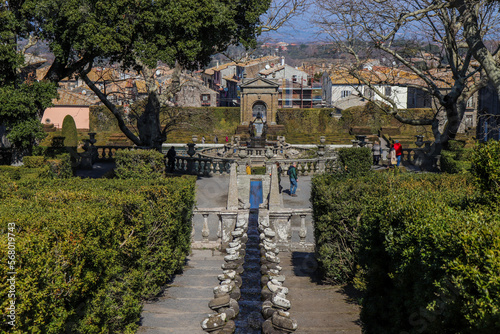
235;180;264;333
201;174;297;333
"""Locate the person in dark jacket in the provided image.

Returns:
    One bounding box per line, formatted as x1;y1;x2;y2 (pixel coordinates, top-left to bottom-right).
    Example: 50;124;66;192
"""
288;162;298;197
167;146;176;172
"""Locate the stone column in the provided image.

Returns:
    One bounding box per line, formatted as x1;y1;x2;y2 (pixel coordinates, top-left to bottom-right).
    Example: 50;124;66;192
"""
268;164;282;210
227;163;238;210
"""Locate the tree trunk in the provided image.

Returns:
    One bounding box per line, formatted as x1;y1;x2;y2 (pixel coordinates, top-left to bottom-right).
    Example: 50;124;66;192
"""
137;91;165;151
459;1;500;103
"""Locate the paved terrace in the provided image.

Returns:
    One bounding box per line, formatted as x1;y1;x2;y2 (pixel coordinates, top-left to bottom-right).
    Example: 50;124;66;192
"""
138;175;362;333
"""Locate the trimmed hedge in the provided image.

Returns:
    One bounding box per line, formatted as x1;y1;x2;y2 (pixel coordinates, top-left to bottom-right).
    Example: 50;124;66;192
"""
337;147;372;175
440;140;473;174
311;172;500;333
311;173;390;284
0;177;196;333
115;149;165;179
62;115;78;147
471;140;500;194
22;156;45;168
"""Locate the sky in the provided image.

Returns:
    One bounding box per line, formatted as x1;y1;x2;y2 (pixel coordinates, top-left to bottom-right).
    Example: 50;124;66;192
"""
258;2;328;43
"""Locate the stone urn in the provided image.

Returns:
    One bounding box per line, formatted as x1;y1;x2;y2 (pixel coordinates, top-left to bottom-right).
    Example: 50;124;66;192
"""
187;143;196;157
319;136;326;144
355;135;367;147
415;135;424;147
238;148;248;158
192;135;198;143
265;147;274;159
88;132;97;145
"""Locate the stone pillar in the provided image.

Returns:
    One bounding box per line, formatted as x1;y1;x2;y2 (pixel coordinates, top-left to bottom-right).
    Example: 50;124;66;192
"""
218;211;238;250
268;164;282;210
227;163;239;210
269;210;292;251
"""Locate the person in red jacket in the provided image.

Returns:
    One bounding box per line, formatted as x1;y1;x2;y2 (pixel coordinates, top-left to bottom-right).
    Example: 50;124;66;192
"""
393;140;402;166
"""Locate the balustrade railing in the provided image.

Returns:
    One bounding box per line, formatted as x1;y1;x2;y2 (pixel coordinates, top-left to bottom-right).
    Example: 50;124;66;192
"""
173;156;235;175
94;146;132;162
191;208;224;249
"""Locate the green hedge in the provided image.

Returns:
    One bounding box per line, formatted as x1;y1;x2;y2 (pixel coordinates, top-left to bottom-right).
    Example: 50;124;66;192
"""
311;173;390;284
471;140;500;194
337;147;372;176
62;115;78;147
0;177;196;333
22;156;46;168
312;172;500;333
115;149;165;179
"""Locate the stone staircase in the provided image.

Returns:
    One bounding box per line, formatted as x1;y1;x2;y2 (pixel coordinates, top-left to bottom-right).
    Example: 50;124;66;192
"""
137;249;224;334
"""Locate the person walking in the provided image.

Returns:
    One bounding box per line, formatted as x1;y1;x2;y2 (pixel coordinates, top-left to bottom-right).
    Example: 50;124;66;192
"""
372;141;382;165
287;162;298;197
214;135;218;144
246;162;251;175
225;136;229;143
394;140;402;167
201;136;205;144
166;146;176;172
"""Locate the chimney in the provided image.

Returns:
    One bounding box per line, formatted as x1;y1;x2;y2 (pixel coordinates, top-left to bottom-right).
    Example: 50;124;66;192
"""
216;60;219;69
281;56;285;66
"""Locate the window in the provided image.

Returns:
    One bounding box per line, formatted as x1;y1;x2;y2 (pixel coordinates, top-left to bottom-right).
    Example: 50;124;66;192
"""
201;94;211;106
466;97;475;109
385;86;392;96
341;90;351;98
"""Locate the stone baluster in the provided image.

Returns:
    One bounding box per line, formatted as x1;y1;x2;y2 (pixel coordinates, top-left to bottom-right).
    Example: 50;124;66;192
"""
209;161;214;176
217;215;222;246
215;161;220;174
296;162;302;175
202;213;210;242
315;161;320;174
304;162;309;175
299;214;307;245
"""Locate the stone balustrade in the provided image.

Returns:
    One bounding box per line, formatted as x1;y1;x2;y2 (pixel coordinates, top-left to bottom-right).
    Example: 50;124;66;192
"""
174;156;235;175
94;146;132;162
191;207;315;251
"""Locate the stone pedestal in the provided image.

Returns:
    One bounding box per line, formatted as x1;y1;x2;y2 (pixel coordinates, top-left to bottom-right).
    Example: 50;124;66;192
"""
218;211;238;250
269;211;292;251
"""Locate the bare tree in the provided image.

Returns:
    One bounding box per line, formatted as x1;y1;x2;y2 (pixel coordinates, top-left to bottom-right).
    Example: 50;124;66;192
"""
451;0;500;98
260;0;308;33
314;0;500;145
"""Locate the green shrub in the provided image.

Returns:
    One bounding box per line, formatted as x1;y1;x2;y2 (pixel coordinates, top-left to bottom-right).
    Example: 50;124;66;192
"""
0;177;196;333
440;150;472;174
31;146;49;157
471;140;500;194
0;166;42;180
62;115;78;147
251;166;267;175
23;155;45;168
311;173;390;284
115;149;165;179
45;153;73;178
337;147;372;175
357;175;499;333
312;171;500;333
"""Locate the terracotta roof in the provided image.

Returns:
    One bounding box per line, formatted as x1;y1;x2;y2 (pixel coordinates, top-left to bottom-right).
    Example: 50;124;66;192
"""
52;90;99;106
259;64;285;76
86;68;118;82
223;76;240;83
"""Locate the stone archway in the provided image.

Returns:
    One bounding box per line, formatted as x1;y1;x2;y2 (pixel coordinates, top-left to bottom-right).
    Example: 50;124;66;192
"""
252;101;267;121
